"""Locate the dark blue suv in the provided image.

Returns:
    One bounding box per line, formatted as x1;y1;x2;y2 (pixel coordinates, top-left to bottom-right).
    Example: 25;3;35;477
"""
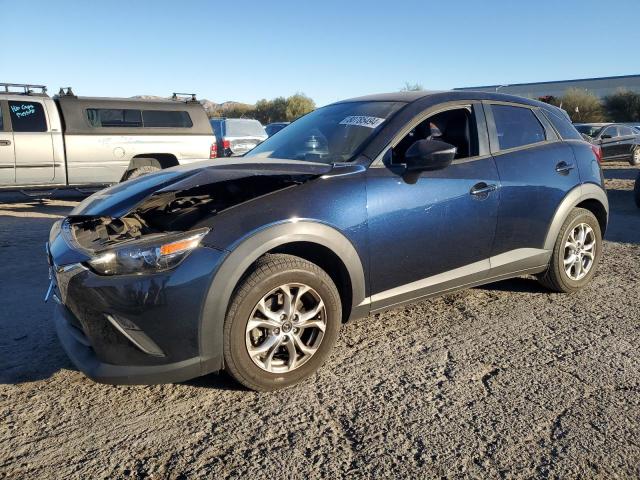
46;91;608;391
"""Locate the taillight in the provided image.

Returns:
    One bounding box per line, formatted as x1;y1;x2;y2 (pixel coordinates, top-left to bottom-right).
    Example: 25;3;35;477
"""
222;138;231;150
209;143;217;159
591;144;602;163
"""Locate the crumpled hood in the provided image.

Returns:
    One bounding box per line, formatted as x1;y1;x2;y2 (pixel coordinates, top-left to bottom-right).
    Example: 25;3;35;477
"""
72;159;333;218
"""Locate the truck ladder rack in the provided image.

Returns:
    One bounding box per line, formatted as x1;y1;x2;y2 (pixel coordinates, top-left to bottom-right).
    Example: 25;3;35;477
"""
1;83;48;95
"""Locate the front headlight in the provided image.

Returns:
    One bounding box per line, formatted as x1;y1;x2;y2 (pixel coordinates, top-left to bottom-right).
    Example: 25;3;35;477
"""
86;228;209;276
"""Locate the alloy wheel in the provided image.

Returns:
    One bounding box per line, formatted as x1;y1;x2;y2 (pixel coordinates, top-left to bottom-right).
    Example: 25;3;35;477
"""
245;283;326;373
563;223;596;281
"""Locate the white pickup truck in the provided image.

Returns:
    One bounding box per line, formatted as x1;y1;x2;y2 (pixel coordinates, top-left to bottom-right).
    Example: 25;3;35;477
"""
0;84;217;189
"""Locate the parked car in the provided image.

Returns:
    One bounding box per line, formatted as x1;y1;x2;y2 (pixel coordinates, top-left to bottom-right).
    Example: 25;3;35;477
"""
265;122;290;137
574;122;640;165
209;118;268;157
0;83;217;189
47;90;608;391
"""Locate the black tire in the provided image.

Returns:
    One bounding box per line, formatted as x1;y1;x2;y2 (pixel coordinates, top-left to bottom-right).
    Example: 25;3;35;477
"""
634;172;640;209
125;165;160;181
630;147;640;166
223;254;341;391
538;208;602;293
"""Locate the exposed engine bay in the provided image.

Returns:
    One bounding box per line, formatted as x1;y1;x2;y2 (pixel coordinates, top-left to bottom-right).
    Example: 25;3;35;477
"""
68;175;306;251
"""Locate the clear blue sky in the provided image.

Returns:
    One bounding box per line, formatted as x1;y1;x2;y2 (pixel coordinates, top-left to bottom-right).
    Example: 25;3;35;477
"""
2;0;638;106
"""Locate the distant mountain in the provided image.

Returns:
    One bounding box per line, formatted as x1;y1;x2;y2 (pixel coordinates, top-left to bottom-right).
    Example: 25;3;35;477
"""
130;95;252;117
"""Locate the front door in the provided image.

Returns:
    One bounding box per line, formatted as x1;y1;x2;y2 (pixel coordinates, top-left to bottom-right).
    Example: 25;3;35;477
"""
8;100;55;185
367;103;500;310
599;125;621;160
0;102;15;184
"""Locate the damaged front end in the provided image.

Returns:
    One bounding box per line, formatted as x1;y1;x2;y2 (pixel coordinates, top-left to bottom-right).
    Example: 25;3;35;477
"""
47;162;331;383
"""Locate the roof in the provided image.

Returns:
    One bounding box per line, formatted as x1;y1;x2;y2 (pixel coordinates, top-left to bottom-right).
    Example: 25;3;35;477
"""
335;90;550;108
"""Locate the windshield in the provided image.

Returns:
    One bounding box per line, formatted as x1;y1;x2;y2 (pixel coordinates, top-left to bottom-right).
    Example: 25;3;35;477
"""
245;101;404;163
225;119;267;137
575;125;604;137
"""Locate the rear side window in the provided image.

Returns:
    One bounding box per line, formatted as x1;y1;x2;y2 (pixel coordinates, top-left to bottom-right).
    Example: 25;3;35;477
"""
87;109;142;127
141;110;192;128
491;104;545;150
9;101;48;132
619;126;634;136
543;109;583;141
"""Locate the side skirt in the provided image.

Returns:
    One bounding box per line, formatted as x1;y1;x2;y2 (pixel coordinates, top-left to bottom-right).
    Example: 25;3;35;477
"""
362;248;551;315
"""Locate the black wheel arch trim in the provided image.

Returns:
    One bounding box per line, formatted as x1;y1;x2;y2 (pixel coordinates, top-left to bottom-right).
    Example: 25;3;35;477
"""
198;220;367;371
543;183;609;251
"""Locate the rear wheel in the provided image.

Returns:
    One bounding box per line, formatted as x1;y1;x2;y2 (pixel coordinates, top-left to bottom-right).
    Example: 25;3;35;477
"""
630;147;640;166
223;254;341;391
125;165;160;180
538;208;602;293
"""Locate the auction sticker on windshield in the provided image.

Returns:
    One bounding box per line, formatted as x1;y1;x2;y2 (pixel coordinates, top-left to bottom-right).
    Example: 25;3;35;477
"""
339;116;385;129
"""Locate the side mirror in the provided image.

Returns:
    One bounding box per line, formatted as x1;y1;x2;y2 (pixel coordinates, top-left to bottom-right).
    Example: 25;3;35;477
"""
404;139;456;172
601;134;612;140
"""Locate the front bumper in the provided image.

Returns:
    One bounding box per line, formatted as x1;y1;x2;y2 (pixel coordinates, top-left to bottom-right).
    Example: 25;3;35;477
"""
47;228;227;384
54;302;204;384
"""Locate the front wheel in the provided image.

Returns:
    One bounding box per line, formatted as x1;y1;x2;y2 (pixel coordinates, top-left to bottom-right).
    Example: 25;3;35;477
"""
223;254;342;391
538;208;603;293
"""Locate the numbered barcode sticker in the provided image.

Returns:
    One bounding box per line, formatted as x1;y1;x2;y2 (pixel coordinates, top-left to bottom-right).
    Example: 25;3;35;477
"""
339;116;385;129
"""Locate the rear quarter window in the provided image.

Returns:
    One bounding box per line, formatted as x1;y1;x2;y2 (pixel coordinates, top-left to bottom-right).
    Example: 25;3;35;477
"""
543;108;583;141
9;101;48;132
492;104;546;150
141;110;193;128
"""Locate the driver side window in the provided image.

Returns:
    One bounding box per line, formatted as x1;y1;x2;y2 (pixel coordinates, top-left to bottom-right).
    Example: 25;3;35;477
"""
391;107;479;164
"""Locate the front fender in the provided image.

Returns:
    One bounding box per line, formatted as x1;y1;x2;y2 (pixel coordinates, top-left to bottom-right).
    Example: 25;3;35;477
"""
198;220;367;371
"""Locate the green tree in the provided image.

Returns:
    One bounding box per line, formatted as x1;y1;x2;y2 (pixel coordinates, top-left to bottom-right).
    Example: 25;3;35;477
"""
285;93;315;121
559;88;604;123
603;89;640;122
400;82;424;92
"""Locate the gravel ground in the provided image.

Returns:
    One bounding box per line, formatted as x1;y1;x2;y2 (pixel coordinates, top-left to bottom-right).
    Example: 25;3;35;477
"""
1;164;639;479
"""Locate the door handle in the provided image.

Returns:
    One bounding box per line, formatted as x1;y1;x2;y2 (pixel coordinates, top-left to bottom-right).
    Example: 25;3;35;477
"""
470;182;497;196
555;161;575;174
0;140;11;146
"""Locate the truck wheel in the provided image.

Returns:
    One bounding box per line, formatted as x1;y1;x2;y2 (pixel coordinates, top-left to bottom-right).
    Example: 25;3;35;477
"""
630;147;640;166
223;254;341;391
125;165;160;180
538;208;602;293
634;172;640;208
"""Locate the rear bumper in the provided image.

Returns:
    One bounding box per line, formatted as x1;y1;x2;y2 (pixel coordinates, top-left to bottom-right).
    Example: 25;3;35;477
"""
54;303;204;385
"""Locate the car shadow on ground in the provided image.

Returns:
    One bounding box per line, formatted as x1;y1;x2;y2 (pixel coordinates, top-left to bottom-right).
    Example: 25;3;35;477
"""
479;277;548;294
182;371;248;391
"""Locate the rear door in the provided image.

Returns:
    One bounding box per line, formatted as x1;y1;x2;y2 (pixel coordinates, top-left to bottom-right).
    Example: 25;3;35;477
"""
0;101;15;184
486;102;580;260
9;99;56;184
617;126;637;158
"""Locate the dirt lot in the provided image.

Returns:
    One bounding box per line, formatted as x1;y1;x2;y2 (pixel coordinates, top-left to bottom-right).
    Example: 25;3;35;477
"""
1;164;639;479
